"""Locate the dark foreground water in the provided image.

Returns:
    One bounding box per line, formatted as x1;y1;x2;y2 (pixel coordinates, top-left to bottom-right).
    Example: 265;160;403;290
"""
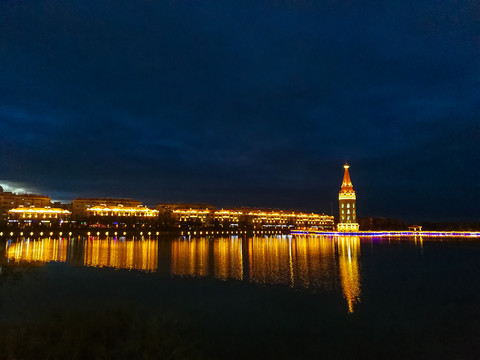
0;235;479;359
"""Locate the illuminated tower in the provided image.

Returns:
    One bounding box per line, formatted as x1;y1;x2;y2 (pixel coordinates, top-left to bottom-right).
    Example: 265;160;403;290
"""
337;163;359;232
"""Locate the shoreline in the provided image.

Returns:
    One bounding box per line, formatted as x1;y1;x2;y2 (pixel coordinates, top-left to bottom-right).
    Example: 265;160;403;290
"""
291;230;480;238
1;228;480;239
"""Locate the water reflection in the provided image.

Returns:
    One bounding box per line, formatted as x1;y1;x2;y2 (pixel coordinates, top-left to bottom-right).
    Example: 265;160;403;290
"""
6;238;68;264
84;237;158;271
5;235;363;312
414;235;424;249
171;235;362;312
171;237;210;276
214;237;243;281
247;235;338;289
171;237;244;280
338;236;361;313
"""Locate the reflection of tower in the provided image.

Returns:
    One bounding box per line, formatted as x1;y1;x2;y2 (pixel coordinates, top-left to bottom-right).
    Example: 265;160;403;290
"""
337;236;361;313
337;163;359;232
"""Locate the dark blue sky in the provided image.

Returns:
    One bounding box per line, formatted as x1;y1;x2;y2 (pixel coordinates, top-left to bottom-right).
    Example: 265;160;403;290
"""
1;0;479;221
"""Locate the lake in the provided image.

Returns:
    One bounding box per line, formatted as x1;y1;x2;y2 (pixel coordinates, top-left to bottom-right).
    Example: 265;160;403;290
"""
1;235;479;359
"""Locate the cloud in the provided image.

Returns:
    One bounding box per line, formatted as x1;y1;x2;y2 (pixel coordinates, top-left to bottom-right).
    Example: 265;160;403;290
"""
0;180;42;195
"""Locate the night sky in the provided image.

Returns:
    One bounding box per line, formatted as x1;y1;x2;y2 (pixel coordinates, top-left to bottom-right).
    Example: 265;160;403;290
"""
1;0;479;222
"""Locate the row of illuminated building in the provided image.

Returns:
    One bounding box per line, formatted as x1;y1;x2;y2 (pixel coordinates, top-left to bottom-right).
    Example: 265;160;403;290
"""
4;197;334;230
156;203;334;229
165;206;335;230
0;188;52;219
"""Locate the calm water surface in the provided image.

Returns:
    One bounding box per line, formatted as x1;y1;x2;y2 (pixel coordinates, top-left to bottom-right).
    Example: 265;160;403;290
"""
1;235;479;359
4;235;363;312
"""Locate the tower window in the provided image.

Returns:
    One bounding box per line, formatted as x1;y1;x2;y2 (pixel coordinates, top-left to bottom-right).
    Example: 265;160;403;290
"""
347;204;350;208
341;204;344;208
347;210;350;214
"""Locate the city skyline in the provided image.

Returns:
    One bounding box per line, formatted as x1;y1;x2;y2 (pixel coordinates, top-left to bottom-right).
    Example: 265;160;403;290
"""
1;1;479;222
1;161;476;227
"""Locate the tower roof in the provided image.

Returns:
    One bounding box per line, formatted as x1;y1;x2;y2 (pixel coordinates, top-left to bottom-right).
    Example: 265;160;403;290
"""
341;163;353;191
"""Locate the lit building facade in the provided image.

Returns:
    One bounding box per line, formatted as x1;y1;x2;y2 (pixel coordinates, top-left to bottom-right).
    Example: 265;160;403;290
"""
0;186;51;220
337;164;359;232
247;210;334;230
156;203;216;226
72;198;142;219
294;213;334;229
156;204;335;230
8;206;71;226
214;210;243;225
85;205;158;218
156;203;216;213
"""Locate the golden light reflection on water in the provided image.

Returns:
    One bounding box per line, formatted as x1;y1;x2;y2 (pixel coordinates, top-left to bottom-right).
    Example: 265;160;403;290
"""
249;236;291;286
171;235;361;312
337;236;361;313
6;238;68;263
247;235;338;288
84;237;158;271
5;235;364;313
171;237;244;280
171;237;210;276
214;237;243;281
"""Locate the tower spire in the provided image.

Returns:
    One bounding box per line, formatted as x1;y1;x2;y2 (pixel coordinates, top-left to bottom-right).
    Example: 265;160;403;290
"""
341;163;353;190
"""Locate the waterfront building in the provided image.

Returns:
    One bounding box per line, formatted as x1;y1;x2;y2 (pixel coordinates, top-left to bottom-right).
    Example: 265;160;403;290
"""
294;212;335;230
155;203;335;230
408;225;422;232
8;206;71;226
247;209;294;228
337;164;359;232
0;186;51;220
245;209;334;230
85;204;158;218
156;203;216;226
156;203;216;213
214;209;243;226
173;209;212;225
72;198;142;219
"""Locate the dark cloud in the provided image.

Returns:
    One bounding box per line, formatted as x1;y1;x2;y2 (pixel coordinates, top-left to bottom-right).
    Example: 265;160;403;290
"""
0;0;479;221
